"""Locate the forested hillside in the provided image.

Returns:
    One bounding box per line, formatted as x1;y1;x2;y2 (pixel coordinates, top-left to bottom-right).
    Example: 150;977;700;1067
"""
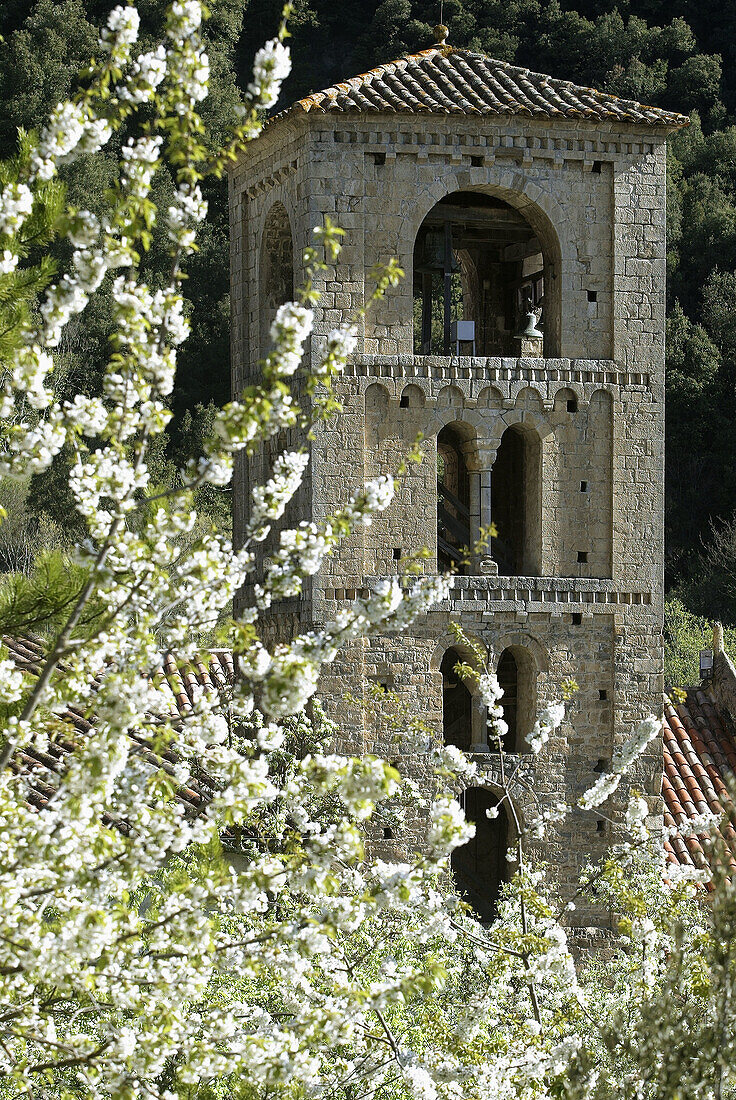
4;0;736;625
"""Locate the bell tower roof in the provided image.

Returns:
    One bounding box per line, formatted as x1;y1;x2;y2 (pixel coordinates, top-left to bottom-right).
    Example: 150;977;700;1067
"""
284;46;688;129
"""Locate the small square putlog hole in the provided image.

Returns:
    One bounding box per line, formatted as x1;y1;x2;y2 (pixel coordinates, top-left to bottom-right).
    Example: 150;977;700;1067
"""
577;551;588;563
393;547;402;560
572;612;582;625
599;689;608;701
587;289;598;303
580;480;588;492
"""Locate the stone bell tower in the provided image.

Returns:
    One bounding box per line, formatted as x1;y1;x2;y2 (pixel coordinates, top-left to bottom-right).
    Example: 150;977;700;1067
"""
229;29;688;922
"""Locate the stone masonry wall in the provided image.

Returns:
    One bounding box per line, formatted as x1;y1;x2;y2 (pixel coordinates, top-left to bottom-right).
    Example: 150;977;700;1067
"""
229;107;668;924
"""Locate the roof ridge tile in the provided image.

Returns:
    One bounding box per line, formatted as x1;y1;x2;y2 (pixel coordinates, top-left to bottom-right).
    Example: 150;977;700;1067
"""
284;46;688;128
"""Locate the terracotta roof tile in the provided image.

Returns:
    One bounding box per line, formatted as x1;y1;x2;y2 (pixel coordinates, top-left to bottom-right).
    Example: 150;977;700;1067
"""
288;47;688;128
1;635;237;822
662;689;736;880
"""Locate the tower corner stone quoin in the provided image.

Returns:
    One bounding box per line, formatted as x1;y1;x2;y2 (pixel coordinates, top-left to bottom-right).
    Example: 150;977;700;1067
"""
228;44;688;924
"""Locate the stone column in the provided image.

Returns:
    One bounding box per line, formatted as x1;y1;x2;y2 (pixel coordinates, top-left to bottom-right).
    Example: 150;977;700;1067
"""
470;693;489;752
476;444;497;575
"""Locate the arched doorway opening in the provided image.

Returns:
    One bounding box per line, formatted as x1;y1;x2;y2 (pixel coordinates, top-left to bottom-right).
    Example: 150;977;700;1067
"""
437;425;471;573
441;648;472;752
491;425;541;576
452;788;508;922
260;202;294;354
413;191;558;357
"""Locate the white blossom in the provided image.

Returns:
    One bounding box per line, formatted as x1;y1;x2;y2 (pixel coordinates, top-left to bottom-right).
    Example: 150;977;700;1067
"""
0;249;18;274
0;10;725;1100
0;182;33;236
101;4;141;52
580;715;660;809
527;702;565;754
119;46;167;104
249;39;292;108
0;659;24;703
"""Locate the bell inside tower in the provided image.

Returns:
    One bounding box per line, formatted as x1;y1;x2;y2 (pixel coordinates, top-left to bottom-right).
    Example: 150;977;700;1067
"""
413;191;545;357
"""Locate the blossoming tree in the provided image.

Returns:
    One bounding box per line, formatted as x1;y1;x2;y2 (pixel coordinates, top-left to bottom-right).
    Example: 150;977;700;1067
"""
1;3;735;1098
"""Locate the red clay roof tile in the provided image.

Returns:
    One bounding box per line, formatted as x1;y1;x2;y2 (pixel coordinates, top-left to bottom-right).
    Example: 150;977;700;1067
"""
285;47;688;128
662;689;736;879
1;634;236;821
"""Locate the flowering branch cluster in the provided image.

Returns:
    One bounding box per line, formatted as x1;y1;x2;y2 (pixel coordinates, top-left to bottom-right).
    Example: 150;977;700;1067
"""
0;4;734;1098
0;4;463;1093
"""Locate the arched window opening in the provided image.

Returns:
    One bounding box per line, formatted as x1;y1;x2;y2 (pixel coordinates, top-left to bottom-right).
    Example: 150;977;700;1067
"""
260;203;294;355
400;384;425;409
496;649;518;751
452;788;508;922
441;648;472;752
413;191;553;357
364;382;389;449
491;425;541;576
494;646;537;753
437;425;471;573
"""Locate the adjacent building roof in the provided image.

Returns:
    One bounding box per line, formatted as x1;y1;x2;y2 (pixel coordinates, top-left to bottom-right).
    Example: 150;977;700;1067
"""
662;688;736;877
3;634;235;823
290;46;689;128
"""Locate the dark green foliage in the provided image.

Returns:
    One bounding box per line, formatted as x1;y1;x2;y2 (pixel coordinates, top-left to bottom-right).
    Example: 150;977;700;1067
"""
0;131;65;362
678;514;736;625
0;552;95;638
0;1;99;159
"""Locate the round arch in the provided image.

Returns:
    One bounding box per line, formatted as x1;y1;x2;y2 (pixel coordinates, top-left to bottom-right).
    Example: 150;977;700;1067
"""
452;787;510;922
399;383;426;409
431;634;487;751
494;644;538;753
410;180;564;358
259;201;294;355
493;629;549;675
491;422;542;577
